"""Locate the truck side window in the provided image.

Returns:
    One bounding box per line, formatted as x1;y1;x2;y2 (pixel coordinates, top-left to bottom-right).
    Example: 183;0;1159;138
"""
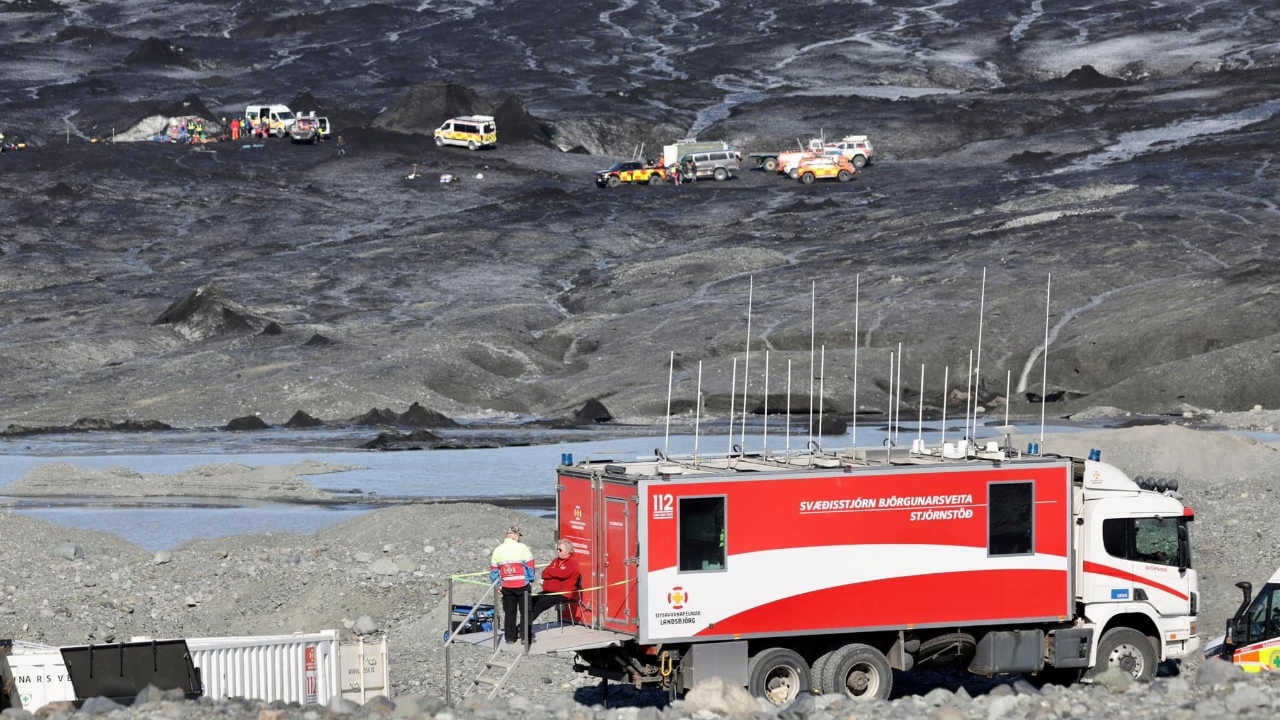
679;496;726;572
1102;518;1181;568
1245;586;1280;644
988;482;1033;555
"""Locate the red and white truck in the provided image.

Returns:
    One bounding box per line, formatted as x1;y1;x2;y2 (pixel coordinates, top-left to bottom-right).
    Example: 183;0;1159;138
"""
556;444;1198;702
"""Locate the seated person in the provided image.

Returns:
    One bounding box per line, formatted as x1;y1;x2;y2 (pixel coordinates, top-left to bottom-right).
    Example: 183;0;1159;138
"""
529;540;581;629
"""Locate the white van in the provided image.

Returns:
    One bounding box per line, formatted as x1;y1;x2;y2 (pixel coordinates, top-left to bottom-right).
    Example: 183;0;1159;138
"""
433;115;497;150
244;104;297;137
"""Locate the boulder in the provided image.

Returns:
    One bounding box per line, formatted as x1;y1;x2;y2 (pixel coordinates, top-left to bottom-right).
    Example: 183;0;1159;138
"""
284;410;324;428
369;558;398;575
78;697;124;715
1195;657;1243;685
51;542;84;561
1092;667;1130;693
225;415;269;431
682;677;760;716
352;615;378;636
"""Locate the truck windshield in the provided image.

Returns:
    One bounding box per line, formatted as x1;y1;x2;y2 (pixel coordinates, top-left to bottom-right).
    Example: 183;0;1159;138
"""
1244;584;1280;645
278;112;295;121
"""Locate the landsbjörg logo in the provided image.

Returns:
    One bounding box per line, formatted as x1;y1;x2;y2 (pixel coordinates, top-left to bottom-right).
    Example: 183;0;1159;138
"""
667;587;689;609
574;505;582;519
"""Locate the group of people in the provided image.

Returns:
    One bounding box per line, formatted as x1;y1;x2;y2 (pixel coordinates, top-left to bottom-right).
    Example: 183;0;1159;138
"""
490;526;581;645
174;118;209;143
643;157;699;185
226;116;280;140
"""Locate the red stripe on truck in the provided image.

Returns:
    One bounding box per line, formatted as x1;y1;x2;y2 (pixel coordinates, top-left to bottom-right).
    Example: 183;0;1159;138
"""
1082;560;1189;600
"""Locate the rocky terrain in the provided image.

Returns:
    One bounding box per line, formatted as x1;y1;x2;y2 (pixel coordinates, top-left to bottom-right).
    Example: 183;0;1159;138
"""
0;425;1277;714
0;460;353;501
0;1;1277;428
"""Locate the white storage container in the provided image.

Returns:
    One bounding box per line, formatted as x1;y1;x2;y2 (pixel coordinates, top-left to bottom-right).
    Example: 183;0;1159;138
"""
2;648;76;710
183;631;342;707
338;637;388;704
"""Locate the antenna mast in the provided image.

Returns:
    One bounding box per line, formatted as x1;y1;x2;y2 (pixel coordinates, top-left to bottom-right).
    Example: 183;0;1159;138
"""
973;267;986;442
808;281;816;452
917;364;925;444
895;341;903;443
740;276;753;452
729;358;738;455
851;274;860;449
1041;274;1051;445
694;360;703;461
940;366;949;448
786;359;793;456
818;345;826;441
763;350;770;452
664;350;674;457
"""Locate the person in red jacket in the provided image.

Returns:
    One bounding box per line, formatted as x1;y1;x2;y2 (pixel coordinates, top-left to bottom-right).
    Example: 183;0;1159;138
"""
529;540;581;630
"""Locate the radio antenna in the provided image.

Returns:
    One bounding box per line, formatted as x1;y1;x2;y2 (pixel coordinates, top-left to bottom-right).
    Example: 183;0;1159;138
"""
693;360;703;461
917;364;925;444
1040;274;1051;445
973;267;987;443
887;350;895;444
965;349;974;455
762;350;770;452
808;281;816;452
818;345;826;440
740;276;753;452
729;358;738;455
785;359;793;456
940;365;949;448
664;350;674;457
1005;369;1011;429
895;341;903;443
851;274;860;449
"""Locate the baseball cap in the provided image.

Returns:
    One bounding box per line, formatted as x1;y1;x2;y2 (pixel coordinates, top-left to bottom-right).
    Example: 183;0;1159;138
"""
506;525;522;536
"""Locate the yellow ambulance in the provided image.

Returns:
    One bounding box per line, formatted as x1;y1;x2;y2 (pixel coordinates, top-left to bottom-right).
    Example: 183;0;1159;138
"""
433;115;497;151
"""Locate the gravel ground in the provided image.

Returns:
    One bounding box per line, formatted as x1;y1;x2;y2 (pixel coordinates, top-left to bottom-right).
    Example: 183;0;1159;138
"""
1;425;1277;715
2;461;356;501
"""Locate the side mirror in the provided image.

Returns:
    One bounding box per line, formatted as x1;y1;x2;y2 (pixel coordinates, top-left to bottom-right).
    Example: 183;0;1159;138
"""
1228;619;1243;648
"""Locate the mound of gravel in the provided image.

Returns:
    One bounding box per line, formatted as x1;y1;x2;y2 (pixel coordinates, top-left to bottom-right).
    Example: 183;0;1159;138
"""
1;460;352;501
125;37;194;68
152;284;276;341
372;83;492;136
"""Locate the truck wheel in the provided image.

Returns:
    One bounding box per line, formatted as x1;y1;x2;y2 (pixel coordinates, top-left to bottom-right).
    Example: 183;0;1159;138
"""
1086;627;1156;683
788;168;799;180
714;167;729;181
748;648;810;706
837;170;852;182
822;644;892;701
800;173;816;185
852;155;867;169
435;137;444;147
607;176;622;188
467;140;478;151
809;649;838;693
649;174;662;185
763;157;778;172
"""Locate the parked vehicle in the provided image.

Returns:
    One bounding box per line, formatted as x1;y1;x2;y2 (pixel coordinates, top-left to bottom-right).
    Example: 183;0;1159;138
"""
677;148;741;182
557;444;1198;704
794;156;857;184
244;104;297;137
434;115;497;150
289;112;330;144
596;160;667;188
1204;567;1280;672
661;140;734;170
753;134;875;173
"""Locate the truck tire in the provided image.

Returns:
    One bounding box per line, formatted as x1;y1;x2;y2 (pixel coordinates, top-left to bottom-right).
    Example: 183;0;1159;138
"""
837;170;852;182
607;176;622;188
822;643;892;701
788;168;799;180
852;155;867;169
714;167;729;181
763;157;778;172
748;647;810;706
467;140;478;151
435;137;445;147
809;649;839;693
1086;627;1156;683
649;174;662;185
800;172;816;185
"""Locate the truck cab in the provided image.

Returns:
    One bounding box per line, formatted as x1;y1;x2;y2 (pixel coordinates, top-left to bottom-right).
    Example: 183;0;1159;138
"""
1207;569;1280;671
1075;461;1199;678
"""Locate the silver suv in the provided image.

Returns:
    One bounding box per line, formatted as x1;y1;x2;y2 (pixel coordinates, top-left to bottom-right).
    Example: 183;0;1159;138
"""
678;148;741;181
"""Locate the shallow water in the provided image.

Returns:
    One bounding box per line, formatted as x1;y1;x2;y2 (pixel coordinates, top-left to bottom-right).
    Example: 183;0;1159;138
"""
1;421;1085;549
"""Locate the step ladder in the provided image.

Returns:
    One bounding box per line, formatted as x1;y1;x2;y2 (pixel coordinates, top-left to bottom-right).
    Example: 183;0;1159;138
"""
462;644;525;699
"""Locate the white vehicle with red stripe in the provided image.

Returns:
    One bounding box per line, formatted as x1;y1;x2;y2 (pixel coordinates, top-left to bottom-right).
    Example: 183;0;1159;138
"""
558;445;1197;703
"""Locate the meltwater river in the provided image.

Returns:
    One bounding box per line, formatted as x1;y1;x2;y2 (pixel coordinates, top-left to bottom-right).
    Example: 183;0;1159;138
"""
0;422;1083;550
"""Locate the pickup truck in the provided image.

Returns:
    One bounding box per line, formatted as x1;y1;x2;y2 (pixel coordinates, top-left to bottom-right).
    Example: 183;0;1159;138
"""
289;113;330;144
751;135;874;173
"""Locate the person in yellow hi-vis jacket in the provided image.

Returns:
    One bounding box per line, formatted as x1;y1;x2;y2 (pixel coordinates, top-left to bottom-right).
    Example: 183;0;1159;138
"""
490;526;535;643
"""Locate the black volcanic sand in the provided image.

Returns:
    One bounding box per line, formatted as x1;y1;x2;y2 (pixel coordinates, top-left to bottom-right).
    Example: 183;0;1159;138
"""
0;1;1279;428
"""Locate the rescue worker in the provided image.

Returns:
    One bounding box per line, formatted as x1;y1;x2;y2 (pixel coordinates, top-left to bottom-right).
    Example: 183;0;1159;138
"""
489;526;535;644
230;117;240;140
335;135;346;157
686;157;698;182
528;540;581;632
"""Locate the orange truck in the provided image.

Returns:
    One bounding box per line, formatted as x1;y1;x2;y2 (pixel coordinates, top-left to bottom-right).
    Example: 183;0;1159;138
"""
794;156;857;184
